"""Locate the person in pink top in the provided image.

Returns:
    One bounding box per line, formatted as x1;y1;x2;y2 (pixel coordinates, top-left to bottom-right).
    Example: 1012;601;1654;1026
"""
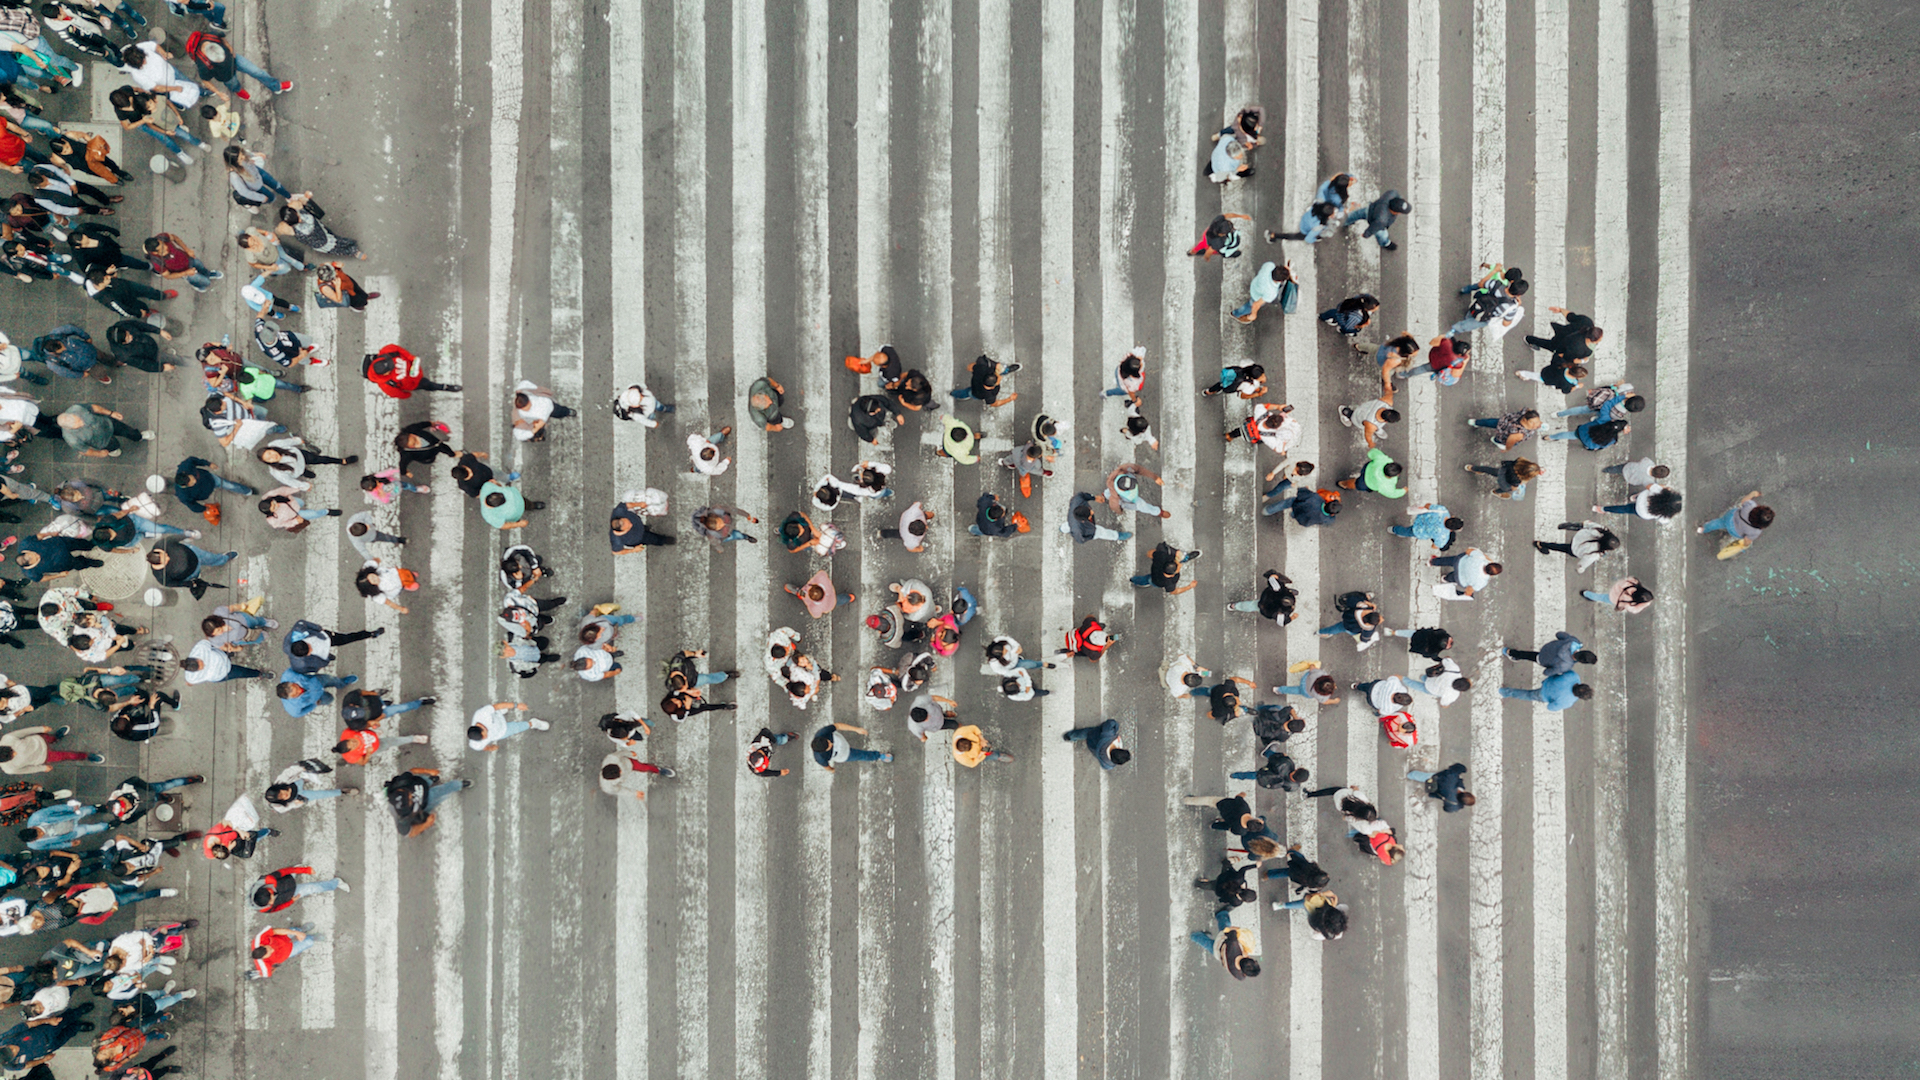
360;467;428;505
784;570;854;620
1582;576;1652;614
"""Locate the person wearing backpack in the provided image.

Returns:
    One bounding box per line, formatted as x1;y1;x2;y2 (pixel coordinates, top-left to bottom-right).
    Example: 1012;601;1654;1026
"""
384;768;469;838
182;29;289;101
1406;762;1475;812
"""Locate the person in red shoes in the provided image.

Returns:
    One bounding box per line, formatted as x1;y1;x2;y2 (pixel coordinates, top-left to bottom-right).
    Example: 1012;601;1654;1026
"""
1056;615;1118;663
362;344;460;400
250;866;347;913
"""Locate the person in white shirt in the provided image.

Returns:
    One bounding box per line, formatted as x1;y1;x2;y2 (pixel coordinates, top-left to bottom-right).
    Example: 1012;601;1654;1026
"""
599;750;674;800
764;627;803;681
570;642;622;681
864;667;900;712
611;383;673;427
468;702;548;751
181;638;270;683
876;501;931;552
982;635;1049;679
1163;654;1212;699
511;380;575;442
1354;675;1413;716
122;41;204;109
997;669;1047;701
687;427;732;476
1412;659;1471;705
1602;457;1670;488
903;694;959;741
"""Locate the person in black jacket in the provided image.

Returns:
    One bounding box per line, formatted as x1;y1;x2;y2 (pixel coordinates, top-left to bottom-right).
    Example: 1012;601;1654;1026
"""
1228;570;1296;626
1523;306;1603;364
173;456;253;514
1407;763;1474;812
1263;845;1331;893
1234;750;1308;792
968;492;1019;538
1392;626;1452;661
1193;857;1257;911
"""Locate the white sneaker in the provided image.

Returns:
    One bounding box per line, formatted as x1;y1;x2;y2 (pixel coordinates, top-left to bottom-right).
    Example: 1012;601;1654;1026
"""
1337;406;1354;427
1272;900;1289;911
175;151;193;166
159;888;179;897
69;65;82;87
185;530;202;540
412;734;431;745
139;430;155;440
51;789;71;799
177;988;198;999
1131;345;1147;358
334;880;351;893
528;718;550;730
162;980;177;994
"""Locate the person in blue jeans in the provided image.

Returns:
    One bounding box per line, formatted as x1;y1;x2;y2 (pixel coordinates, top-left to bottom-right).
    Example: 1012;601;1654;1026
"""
1189;909;1260;979
1063;719;1131;770
811;722;890;771
1497;669;1591;712
274;670;357;718
167;0;229;31
1544;418;1629;452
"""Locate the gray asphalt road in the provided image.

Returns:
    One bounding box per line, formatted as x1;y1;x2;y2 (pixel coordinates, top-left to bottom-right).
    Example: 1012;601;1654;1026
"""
0;0;1760;1077
1692;2;1920;1079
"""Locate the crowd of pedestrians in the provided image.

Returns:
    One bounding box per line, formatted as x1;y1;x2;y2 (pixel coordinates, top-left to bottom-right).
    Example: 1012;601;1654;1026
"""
0;10;1771;1060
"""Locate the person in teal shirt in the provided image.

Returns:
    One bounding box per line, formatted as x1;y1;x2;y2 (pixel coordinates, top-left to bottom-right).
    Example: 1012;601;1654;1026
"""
1336;448;1405;499
479;479;543;530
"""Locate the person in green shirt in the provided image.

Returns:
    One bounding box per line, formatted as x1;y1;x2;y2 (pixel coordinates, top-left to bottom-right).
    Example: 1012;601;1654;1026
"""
1335;448;1405;499
479;479;543;530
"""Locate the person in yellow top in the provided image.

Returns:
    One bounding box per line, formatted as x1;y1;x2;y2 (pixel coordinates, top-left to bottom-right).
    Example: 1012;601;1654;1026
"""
949;725;1013;767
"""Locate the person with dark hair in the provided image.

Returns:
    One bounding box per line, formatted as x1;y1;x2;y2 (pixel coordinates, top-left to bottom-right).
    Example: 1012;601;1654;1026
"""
1523;305;1604;363
1002;441;1054;500
949;353;1019;407
1263;465;1341;526
1266;198;1337;244
1234;748;1308;792
1498;669;1593;711
745;728;799;778
1063;718;1130;769
172;455;251;515
1264;844;1332;893
1131;541;1201;595
281;620;381;675
968;491;1020;538
1319;590;1387;650
1227;570;1296;627
1193;857;1257;911
1408;762;1476;812
1697;489;1774;551
1469;408;1542;450
1390;626;1453;661
1451;263;1528;336
809;722;889;772
1558;382;1644;422
1343;188;1411;249
1504;631;1597;676
1335;447;1406;500
1189;909;1259;980
1271;662;1340;707
1318;292;1378;337
1515;358;1588;394
1401;333;1471;385
1339;390;1401;450
1389;502;1462;553
246;924;320;980
364;344;459;400
1102;347;1147;400
1534;520;1623;570
1545;417;1630;452
384;768;468;838
1583;576;1654;614
182;28;289;100
1186;211;1251;261
1602;457;1670;487
1429;547;1503;600
249;866;345;913
1462;456;1543;501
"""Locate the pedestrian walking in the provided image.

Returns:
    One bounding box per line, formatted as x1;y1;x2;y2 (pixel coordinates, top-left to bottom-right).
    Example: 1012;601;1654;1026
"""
392;420;455;477
785;569;853;620
1335;447;1406;500
1227;570;1297;627
1462;457;1542;501
1582;576;1653;613
1337;391;1400;450
1697;489;1774;557
612;382;673;426
1186;212;1251;261
468;702;550;751
1063;718;1130;770
222;145;291;209
1189;909;1260;979
362;344;460;399
1533;520;1622;571
1514;359;1587;394
1343;189;1410;249
183;28;289;100
281;620;380;675
1062;491;1132;545
1200;362;1269;400
478;478;543;531
276;192;363;260
1319;293;1378;338
383;768;470;838
1389;502;1462;553
1318;590;1387;651
1468;408;1542;450
1232;261;1292;322
745;728;799;778
609;497;674;552
263;758;355;811
1557;381;1645;423
949;354;1019;407
686;428;732;475
747;376;797;430
691;505;758;549
1000;441;1054;499
1503;631;1595;676
1498;670;1593;711
874;501;932;552
256;436;356;492
510;380;576;442
141;234;219;295
1057;615;1118;663
354;556;417;614
1429;547;1502;600
247;925;320;980
56;403;151;458
810;722;889;771
1193;856;1258;911
1523;306;1603;364
1601;457;1670;487
1272;660;1341;707
1544;417;1630;452
1131;541;1201;595
1262;466;1342;525
1101;347;1147;401
1399;333;1471;385
1263;845;1332;895
249;867;346;913
950;724;1012;766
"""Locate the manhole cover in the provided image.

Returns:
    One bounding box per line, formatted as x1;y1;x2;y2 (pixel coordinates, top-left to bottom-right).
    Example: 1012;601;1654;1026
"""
76;549;152;601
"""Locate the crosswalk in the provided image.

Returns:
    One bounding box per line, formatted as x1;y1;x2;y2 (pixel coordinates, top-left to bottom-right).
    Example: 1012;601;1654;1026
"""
139;0;1709;1077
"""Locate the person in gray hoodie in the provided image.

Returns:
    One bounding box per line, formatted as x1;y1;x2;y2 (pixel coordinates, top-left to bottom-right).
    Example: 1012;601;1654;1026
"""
1343;189;1411;250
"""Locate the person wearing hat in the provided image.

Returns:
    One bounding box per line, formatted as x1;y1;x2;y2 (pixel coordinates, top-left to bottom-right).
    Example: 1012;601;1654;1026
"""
1343;188;1412;250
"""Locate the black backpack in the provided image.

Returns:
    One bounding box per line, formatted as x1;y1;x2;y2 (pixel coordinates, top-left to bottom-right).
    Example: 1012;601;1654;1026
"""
383;773;430;832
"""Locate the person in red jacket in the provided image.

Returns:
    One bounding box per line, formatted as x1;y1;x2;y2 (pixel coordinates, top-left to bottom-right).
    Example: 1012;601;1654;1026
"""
247;924;320;979
250;866;347;913
334;724;429;766
362;344;461;400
